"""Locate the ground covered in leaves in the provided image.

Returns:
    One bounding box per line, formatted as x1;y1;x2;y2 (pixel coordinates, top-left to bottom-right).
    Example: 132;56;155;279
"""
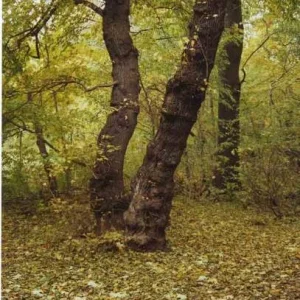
2;197;300;299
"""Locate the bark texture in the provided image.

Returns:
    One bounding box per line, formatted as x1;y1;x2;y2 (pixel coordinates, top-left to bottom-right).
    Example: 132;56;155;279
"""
124;0;227;251
213;0;244;190
89;0;140;233
35;123;58;197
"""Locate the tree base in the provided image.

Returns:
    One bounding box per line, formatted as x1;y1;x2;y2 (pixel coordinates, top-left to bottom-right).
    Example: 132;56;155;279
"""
95;212;125;235
125;233;168;252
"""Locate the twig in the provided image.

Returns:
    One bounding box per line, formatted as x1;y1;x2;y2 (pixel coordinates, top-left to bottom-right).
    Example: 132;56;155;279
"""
11;1;58;49
5;117;88;167
140;77;156;136
74;0;103;16
240;34;274;84
5;117;60;152
3;78;118;115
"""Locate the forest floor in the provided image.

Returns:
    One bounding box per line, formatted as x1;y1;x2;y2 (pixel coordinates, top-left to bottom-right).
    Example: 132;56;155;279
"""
2;197;300;300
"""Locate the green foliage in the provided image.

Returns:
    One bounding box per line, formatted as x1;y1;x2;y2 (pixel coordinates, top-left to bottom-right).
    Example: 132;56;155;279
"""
2;0;300;215
240;146;300;214
174;0;300;214
2;2;300;299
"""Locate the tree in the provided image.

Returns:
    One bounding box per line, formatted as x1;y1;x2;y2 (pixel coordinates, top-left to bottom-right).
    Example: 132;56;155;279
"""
213;0;244;192
34;122;59;198
236;0;300;215
124;0;228;251
2;0;98;200
74;0;141;234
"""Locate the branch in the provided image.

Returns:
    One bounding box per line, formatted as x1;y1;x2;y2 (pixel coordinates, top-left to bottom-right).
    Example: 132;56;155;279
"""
240;34;274;85
147;84;165;95
70;159;87;167
3;95;33;115
269;64;296;106
3;78;118;109
131;28;154;36
31;34;41;59
40;79;118;94
4;116;88;167
3;129;20;140
30;2;58;36
41;139;59;153
4;118;87;167
31;77;117;93
4;117;60;152
3;78;116;120
79;81;118;92
140;77;156;136
5;117;36;134
10;1;58;50
74;0;103;16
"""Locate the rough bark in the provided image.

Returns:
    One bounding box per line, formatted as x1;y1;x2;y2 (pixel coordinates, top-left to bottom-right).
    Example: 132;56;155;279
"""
35;123;58;198
213;0;244;190
89;0;140;233
124;0;227;251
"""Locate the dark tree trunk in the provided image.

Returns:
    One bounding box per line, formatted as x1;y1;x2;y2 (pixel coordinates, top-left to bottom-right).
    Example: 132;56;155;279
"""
124;0;227;251
213;0;244;191
64;166;72;195
89;0;140;233
35;123;58;198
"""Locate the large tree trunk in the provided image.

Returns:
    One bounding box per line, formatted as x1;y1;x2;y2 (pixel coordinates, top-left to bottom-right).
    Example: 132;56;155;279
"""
213;0;244;191
124;0;227;251
89;0;140;234
35;123;58;198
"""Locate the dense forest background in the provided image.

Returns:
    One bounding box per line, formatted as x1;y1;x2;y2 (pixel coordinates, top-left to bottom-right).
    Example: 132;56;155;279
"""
3;0;300;213
2;0;300;299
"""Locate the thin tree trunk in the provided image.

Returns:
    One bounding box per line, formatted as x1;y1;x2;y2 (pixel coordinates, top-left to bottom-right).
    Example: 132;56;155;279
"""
88;1;140;233
213;0;244;191
52;91;72;195
19;129;23;171
35;123;59;198
124;0;227;251
64;166;72;195
27;91;58;198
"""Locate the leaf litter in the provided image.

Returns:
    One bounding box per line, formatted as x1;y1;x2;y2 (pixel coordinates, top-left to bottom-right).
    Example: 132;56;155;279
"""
2;198;300;299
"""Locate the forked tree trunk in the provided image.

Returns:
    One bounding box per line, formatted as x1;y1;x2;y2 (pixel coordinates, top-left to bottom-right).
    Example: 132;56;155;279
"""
89;0;140;233
124;0;227;251
35;123;59;198
213;0;243;191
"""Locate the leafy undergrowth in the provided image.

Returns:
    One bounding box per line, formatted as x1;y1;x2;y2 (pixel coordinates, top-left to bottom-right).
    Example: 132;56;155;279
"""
2;197;300;300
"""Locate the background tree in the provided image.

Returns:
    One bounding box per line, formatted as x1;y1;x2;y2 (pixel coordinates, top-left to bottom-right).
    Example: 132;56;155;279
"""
212;0;244;194
173;0;300;215
237;0;300;215
3;0;300;221
2;0;112;201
